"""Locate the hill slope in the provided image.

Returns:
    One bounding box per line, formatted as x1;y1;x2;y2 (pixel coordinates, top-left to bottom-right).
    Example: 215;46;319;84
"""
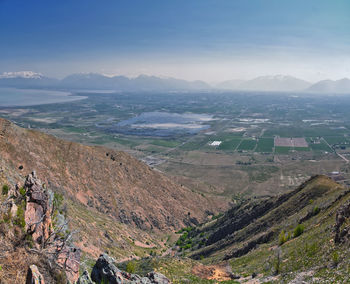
0;118;224;258
167;175;350;282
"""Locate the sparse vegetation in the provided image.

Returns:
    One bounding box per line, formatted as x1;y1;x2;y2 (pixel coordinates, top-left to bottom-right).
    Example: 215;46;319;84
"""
293;224;304;238
126;260;136;273
2;184;9;195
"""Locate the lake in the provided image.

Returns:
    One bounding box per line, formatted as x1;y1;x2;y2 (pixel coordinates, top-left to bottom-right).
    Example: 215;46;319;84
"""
100;111;213;137
0;88;86;107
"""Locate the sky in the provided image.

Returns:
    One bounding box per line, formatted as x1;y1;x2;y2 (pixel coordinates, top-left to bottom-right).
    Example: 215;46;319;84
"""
0;0;350;82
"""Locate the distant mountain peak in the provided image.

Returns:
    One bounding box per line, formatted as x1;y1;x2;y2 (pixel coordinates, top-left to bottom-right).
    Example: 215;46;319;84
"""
307;77;350;94
217;75;311;92
0;71;44;79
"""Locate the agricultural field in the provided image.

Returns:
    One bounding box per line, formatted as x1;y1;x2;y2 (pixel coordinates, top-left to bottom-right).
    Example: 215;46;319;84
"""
1;90;350;199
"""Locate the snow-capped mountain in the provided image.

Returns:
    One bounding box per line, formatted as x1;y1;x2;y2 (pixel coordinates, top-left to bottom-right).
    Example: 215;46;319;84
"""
0;71;44;79
0;71;58;88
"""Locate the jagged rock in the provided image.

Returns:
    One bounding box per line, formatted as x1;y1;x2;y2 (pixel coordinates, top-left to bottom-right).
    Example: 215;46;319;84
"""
57;246;81;283
146;272;171;283
23;171;81;283
24;171;52;247
334;200;350;244
26;264;45;284
91;254;171;284
91;253;124;284
77;270;93;284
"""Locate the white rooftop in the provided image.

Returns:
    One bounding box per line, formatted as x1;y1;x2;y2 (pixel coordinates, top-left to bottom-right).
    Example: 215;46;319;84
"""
210;141;222;146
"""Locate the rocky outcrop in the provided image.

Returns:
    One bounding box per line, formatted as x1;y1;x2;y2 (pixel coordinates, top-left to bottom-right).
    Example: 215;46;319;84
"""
334;200;350;244
91;253;171;284
146;272;171;284
26;265;45;284
57;246;81;283
23;171;81;283
24;171;52;248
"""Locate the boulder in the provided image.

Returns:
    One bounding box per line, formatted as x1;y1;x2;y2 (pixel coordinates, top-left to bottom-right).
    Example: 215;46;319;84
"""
91;254;124;284
146;272;171;284
26;264;45;284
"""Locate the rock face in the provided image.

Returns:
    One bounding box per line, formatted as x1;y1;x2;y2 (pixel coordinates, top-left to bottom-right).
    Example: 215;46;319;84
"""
23;171;81;283
24;171;52;248
334;200;350;244
91;254;171;284
57;246;81;283
26;265;45;284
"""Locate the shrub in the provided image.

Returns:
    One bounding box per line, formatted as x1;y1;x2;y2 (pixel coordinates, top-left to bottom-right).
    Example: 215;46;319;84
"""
53;192;64;210
332;251;339;266
2;185;9;195
19;187;26;197
3;211;12;223
313;206;320;215
278;230;287;245
183;243;192;250
126;261;136;274
14;200;26;228
293;224;304;238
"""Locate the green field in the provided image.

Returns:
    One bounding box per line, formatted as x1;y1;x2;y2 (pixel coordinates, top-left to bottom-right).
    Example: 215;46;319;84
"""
324;136;349;145
293;147;310;152
256;138;274;152
237;139;256;151
306;138;332;151
151;139;181;148
218;138;242;151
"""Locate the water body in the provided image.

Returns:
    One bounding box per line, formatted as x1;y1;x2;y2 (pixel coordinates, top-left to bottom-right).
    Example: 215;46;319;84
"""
0;88;86;107
103;111;213;137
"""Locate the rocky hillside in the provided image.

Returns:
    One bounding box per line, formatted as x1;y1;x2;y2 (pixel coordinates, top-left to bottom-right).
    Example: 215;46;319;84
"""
0;172;171;283
0;118;222;232
0;118;224;260
170;175;350;282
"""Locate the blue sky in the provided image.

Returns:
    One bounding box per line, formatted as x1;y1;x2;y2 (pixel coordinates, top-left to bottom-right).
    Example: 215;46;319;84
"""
1;0;349;82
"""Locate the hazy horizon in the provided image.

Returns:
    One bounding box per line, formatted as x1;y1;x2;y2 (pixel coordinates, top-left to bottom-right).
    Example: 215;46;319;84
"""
1;0;350;83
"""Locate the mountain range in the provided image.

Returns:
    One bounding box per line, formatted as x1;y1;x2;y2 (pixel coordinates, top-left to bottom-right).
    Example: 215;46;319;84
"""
1;71;350;93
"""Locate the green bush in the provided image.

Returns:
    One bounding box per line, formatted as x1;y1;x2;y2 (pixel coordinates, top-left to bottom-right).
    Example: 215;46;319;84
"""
293;224;304;238
19;187;26;197
2;184;9;195
278;230;287;245
14;200;26;228
313;206;320;215
53;192;64;210
126;261;136;273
